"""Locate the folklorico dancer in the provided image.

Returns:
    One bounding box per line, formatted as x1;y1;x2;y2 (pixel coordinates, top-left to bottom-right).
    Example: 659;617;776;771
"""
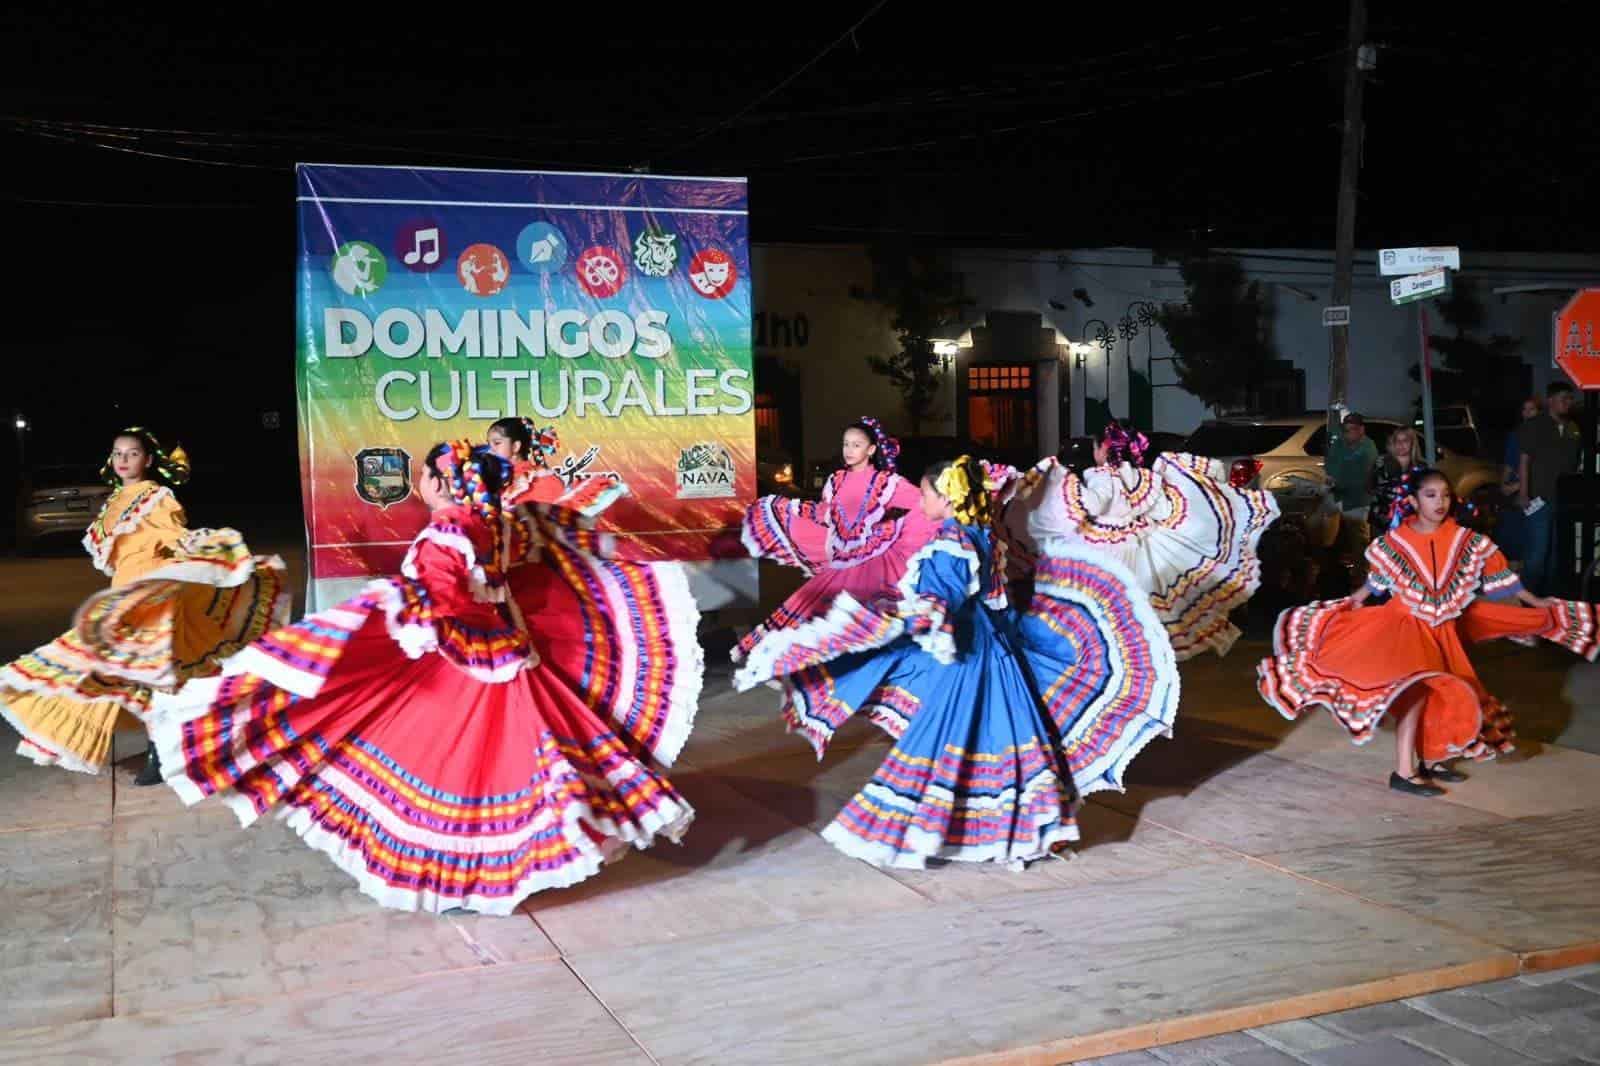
489;425;704;776
1259;468;1597;797
0;428;288;782
487;416;625;513
734;417;938;690
150;442;699;914
743;455;1179;869
1001;418;1279;660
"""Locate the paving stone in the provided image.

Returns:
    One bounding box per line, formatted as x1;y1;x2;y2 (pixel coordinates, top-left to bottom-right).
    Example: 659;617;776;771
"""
1484;981;1600;1016
1517;963;1600;987
1152;1031;1273;1062
1247;1018;1348;1055
1480;1017;1600;1061
1308;1036;1451;1066
1539;1007;1600;1055
1399;1022;1539;1066
1314;1001;1436;1039
1075;1052;1166;1066
1217;1047;1306;1066
1407;988;1528;1031
1469;977;1533;997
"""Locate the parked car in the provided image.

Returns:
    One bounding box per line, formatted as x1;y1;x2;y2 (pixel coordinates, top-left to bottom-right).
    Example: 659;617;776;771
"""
17;464;111;553
1183;414;1503;526
1145;431;1190;462
756;447;800;499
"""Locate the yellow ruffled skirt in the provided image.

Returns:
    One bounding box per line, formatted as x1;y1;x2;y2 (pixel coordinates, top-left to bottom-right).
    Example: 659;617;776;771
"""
0;530;289;774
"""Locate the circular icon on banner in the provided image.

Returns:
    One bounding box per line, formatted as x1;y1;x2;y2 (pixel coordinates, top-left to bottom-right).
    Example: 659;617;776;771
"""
395;220;446;273
516;222;568;273
457;243;511;297
688;248;737;300
330;241;387;297
575;246;628;298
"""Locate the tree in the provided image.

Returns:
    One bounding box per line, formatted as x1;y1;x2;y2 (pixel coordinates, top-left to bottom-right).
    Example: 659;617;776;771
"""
857;245;972;435
1156;254;1277;413
1410;279;1524;438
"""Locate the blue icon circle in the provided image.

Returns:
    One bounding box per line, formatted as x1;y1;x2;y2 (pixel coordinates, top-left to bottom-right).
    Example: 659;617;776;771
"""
517;222;568;273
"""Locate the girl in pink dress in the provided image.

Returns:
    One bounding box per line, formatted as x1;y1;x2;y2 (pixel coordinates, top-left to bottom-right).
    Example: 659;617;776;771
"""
734;418;938;691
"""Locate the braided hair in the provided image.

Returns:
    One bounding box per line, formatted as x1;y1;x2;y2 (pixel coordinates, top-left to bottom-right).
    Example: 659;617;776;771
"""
1097;418;1150;468
926;455;1019;601
925;455;996;527
489;416;561;469
425;440;511;555
101;427;191;488
846;416;900;471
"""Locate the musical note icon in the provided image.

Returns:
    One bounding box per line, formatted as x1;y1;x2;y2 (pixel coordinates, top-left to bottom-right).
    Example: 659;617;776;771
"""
403;227;441;266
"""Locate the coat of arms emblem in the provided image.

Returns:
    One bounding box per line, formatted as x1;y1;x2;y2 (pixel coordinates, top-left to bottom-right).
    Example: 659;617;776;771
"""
354;447;412;509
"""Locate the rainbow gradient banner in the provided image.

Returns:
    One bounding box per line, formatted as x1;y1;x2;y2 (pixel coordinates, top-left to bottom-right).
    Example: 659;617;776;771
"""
296;163;754;606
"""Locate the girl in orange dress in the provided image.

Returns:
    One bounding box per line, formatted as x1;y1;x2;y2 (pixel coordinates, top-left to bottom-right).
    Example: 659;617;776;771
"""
1258;469;1596;796
0;428;288;781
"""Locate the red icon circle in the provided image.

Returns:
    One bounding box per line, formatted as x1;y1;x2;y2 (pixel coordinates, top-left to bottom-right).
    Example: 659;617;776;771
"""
457;243;511;297
688;248;737;299
575;246;628;298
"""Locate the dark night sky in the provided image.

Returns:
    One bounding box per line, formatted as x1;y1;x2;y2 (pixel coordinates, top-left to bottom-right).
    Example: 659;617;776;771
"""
2;1;1595;500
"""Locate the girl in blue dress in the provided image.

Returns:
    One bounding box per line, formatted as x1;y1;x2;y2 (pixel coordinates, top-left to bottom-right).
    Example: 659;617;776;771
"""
755;455;1181;869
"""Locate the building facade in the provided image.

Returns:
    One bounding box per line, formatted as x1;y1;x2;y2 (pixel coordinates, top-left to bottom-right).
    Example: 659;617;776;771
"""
752;243;1600;473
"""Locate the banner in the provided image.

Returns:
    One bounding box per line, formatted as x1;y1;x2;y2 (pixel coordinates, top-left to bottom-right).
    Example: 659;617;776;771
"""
295;164;754;605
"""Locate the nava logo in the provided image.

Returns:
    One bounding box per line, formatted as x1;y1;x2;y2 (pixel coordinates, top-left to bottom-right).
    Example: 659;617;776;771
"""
675;442;737;499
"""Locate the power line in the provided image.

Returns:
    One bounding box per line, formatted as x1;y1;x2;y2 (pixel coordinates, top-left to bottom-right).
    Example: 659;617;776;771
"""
655;0;896;164
14;125;284;170
779;46;1343;165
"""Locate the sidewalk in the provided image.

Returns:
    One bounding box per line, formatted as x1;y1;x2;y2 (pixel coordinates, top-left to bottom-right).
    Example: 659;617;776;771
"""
1081;966;1600;1064
1;640;1597;1064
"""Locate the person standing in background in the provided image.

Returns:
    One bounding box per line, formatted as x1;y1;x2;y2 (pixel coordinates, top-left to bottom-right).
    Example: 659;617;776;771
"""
1517;383;1580;595
1326;413;1380;583
1498;397;1542;564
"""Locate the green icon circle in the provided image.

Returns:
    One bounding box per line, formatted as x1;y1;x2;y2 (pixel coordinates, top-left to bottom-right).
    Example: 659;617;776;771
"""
330;241;388;297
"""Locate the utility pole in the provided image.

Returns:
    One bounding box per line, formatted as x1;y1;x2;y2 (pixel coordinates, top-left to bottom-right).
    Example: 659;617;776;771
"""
1329;0;1369;438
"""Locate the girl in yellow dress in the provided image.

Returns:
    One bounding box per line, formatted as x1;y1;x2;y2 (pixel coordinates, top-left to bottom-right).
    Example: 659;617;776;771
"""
0;428;289;783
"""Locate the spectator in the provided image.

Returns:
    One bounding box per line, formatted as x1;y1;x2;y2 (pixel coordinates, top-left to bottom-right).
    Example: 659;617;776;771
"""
1370;426;1427;535
1498;397;1541;563
1327;412;1379;572
1503;397;1541;495
1517;382;1581;595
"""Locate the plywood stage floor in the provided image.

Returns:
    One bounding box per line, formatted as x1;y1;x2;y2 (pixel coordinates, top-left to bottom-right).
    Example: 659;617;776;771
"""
2;642;1597;1065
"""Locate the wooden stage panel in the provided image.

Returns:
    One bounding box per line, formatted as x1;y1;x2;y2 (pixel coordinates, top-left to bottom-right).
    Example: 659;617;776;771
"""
0;826;113;1030
1263;823;1600;956
526;770;929;955
1095;750;1508;857
567;862;1513;1066
0;960;650;1066
0;741;110;833
110;809;558;1015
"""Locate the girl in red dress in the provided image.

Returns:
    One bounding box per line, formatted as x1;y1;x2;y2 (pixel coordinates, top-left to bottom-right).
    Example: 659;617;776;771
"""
151;442;695;914
486;416;622;513
1259;469;1596;797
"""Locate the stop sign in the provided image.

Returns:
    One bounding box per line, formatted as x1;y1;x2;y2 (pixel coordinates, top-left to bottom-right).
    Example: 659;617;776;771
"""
1556;288;1600;390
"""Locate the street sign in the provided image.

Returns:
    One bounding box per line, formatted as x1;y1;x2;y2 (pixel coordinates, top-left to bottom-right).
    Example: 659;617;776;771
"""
1555;288;1600;390
1322;305;1351;327
1390;268;1451;306
1378;247;1460;276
